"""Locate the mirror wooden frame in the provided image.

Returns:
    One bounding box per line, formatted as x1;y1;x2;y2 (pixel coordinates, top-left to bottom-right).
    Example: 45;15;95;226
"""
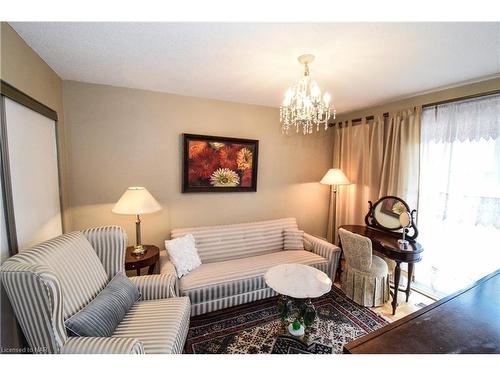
364;195;419;241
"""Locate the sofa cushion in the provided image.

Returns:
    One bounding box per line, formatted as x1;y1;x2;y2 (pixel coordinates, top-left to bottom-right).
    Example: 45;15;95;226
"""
179;250;328;305
65;273;140;337
284;229;305;250
7;231;109;319
171;218;299;263
112;297;191;354
165;234;202;278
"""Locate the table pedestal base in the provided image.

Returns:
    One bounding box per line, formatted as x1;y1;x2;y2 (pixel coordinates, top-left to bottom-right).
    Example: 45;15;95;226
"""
278;296;317;333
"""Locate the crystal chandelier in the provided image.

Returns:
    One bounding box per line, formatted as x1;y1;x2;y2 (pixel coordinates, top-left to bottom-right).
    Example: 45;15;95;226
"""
280;54;335;135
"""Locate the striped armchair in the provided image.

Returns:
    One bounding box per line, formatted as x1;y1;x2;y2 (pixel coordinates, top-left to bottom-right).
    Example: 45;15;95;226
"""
160;218;341;316
0;226;190;354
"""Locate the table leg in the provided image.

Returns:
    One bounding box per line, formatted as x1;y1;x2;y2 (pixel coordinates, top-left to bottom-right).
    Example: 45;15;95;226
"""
147;264;156;275
406;263;414;302
392;262;401;315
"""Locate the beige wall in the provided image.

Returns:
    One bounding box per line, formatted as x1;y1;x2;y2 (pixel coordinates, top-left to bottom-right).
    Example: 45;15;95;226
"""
335;76;500;123
1;23;62;112
0;22;70;229
63;81;334;248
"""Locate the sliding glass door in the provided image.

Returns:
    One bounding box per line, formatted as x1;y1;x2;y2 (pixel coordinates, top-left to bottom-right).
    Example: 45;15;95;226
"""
416;93;500;297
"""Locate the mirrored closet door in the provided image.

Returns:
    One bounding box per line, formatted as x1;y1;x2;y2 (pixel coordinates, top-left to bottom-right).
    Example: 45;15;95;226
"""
1;82;63;256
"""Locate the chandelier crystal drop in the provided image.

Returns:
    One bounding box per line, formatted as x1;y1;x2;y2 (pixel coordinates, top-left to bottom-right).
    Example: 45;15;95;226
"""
280;54;335;135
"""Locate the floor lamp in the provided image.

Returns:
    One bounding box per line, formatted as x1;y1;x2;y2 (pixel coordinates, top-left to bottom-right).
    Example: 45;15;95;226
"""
320;168;351;244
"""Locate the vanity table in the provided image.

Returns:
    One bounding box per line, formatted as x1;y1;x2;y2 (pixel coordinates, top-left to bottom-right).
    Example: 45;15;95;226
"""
339;196;424;315
339;225;423;314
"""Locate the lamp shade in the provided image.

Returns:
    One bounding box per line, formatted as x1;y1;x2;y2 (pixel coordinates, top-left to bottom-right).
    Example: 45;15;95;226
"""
320;168;351;185
112;187;162;215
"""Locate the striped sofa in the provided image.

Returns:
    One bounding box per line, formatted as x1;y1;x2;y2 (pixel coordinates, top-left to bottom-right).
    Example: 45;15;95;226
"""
0;226;190;354
160;218;341;316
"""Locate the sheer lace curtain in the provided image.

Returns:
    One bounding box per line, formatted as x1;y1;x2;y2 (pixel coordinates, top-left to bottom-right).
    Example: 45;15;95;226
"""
417;94;500;297
330;107;421;242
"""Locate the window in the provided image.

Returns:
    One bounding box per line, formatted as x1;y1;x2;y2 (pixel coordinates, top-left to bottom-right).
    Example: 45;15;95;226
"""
416;93;500;297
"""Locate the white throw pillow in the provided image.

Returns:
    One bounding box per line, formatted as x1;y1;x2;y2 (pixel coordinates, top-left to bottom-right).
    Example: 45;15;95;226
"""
165;234;202;278
284;229;305;250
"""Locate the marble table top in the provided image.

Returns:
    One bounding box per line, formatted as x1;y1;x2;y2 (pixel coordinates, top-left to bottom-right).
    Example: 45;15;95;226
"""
264;263;332;299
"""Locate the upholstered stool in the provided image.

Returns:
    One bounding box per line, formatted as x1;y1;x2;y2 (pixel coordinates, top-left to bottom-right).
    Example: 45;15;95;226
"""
339;228;390;307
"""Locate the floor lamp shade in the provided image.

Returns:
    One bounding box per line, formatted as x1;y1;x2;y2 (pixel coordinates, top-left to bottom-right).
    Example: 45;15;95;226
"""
320;169;350;245
320;169;351;186
112;187;161;255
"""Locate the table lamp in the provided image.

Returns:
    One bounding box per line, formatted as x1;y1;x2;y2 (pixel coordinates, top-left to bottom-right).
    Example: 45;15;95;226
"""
112;187;162;255
320;168;351;244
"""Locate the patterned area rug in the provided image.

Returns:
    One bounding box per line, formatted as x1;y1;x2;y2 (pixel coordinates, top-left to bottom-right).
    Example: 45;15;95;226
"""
184;286;388;354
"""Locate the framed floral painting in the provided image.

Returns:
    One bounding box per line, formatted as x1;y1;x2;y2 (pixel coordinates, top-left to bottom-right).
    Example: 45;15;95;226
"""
182;134;259;192
380;197;406;218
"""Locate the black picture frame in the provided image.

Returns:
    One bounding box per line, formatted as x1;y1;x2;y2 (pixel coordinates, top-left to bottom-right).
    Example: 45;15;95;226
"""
182;133;259;193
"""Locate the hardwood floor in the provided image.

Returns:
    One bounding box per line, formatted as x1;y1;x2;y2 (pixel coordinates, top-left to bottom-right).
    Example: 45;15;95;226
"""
333;279;436;323
334;259;437;322
370;287;436;323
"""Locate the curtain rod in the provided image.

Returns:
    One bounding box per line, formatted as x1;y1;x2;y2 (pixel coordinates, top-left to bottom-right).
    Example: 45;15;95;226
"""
330;106;421;127
328;111;390;127
351;112;389;124
330;89;500;127
421;89;500;109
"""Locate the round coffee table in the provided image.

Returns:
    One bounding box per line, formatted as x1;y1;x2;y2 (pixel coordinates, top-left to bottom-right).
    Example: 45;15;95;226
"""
265;264;332;336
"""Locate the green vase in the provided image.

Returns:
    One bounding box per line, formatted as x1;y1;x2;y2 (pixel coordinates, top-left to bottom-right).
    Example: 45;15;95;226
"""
302;301;316;327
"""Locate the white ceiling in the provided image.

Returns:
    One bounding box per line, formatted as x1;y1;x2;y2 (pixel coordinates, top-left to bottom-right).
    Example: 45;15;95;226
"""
10;22;500;113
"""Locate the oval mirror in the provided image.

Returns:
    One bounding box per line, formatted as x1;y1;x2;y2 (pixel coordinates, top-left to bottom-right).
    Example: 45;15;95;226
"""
365;195;418;240
372;196;409;230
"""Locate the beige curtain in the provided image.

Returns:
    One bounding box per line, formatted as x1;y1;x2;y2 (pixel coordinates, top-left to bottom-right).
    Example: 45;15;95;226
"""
379;108;421;209
330;117;384;242
329;107;421;243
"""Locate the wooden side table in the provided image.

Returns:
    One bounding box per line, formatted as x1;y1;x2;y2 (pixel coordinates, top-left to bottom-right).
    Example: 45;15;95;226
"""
125;245;160;276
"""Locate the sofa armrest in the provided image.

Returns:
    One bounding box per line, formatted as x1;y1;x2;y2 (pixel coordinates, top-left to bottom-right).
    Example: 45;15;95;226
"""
60;337;144;354
304;233;341;280
129;274;176;300
159;250;180;297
